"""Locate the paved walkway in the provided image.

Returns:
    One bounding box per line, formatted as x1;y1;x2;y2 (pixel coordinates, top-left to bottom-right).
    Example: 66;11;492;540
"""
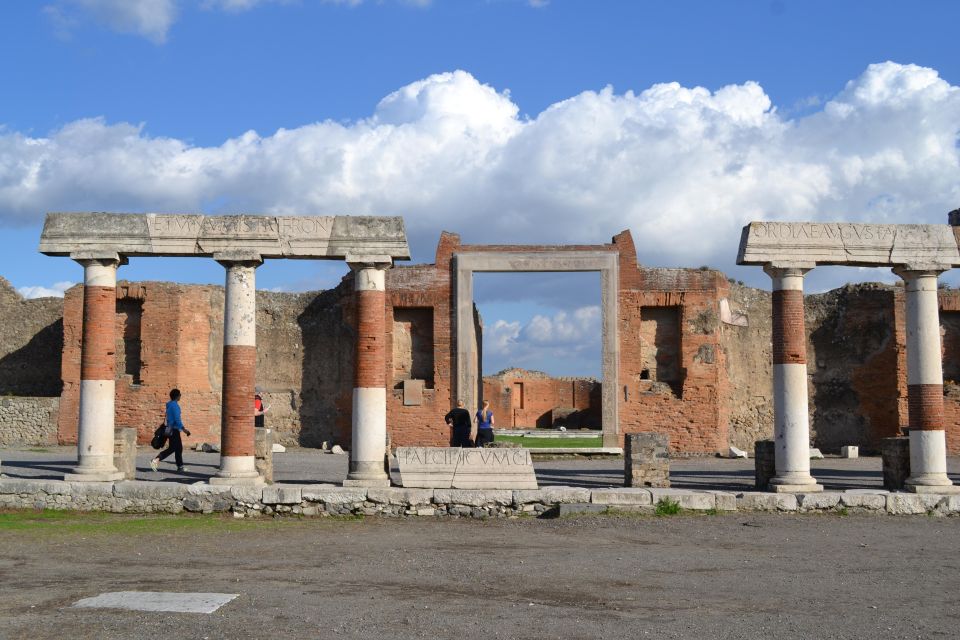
4;446;960;490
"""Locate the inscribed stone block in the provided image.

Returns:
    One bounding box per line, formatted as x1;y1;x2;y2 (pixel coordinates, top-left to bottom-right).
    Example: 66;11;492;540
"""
396;447;537;489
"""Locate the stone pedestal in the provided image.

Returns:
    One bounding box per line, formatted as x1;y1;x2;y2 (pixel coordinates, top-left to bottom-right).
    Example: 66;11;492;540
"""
881;436;910;491
254;427;274;484
754;439;776;491
624;432;669;488
113;427;138;480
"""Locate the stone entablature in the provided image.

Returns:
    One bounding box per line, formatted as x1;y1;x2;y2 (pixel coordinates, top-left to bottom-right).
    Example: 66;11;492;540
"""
737;222;960;269
39;213;410;261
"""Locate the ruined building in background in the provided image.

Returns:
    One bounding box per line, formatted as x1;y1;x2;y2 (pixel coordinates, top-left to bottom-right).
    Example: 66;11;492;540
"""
2;228;960;456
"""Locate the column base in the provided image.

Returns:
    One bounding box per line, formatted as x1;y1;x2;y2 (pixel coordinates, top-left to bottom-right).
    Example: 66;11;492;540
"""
905;475;958;493
63;470;125;482
345;460;392;487
769;475;823;493
210;455;264;486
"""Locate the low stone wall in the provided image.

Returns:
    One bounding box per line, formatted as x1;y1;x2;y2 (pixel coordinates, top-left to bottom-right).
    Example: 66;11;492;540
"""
0;397;59;447
1;479;959;518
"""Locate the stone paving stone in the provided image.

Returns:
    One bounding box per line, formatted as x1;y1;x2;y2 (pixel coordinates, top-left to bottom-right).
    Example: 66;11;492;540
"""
72;591;238;614
262;486;302;505
885;494;928;515
649;488;715;510
735;492;799;511
113;481;188;500
300;484;367;504
796;492;842;511
590;488;652;506
433;489;513;506
367;487;433;505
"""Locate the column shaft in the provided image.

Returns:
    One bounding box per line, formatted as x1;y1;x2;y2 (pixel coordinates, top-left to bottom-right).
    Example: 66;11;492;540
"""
345;264;390;487
899;270;954;490
66;259;125;482
211;260;263;485
764;265;822;493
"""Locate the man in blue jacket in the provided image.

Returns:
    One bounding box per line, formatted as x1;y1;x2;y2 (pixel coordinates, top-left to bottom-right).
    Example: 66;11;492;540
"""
151;388;191;473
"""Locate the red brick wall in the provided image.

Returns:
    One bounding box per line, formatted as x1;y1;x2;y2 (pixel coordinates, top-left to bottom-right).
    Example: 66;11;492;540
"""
481;371;600;429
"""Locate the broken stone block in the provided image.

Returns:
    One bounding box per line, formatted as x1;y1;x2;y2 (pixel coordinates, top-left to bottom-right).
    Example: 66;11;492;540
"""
330;445;345;455
841;445;859;459
728;446;748;459
113;427;137;480
271;443;286;453
809;448;824;459
624;432;669;488
754;440;775;490
254;428;274;483
881;437;910;491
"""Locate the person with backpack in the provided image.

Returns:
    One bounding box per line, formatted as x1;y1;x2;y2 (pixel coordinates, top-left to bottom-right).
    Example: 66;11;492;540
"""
150;388;191;473
475;400;495;448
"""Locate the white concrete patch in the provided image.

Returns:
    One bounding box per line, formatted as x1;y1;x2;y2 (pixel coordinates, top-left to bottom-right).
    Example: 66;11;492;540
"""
72;591;238;614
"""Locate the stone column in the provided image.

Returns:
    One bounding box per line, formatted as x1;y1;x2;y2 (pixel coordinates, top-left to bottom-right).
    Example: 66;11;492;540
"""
210;254;264;486
65;254;126;482
344;258;392;487
763;264;822;493
894;268;956;492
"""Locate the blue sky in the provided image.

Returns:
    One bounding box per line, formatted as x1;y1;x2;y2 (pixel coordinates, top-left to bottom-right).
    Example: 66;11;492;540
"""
2;0;960;377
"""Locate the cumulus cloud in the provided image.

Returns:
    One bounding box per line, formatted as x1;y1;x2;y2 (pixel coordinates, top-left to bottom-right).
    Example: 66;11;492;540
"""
484;306;601;375
2;63;959;284
17;281;76;299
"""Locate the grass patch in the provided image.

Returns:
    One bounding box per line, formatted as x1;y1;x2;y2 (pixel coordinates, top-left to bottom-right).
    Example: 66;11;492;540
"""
495;435;603;448
654;497;682;516
0;509;251;534
836;506;849;517
25;448;51;453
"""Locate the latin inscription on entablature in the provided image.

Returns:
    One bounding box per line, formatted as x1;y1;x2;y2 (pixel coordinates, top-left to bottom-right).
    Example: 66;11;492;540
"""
39;212;410;260
737;221;960;268
397;447;538;489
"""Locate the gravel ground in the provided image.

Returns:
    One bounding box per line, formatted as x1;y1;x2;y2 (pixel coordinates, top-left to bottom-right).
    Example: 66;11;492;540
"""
3;446;960;490
1;512;959;639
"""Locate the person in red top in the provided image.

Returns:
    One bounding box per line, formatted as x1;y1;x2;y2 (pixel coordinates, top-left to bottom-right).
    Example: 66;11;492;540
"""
254;391;267;428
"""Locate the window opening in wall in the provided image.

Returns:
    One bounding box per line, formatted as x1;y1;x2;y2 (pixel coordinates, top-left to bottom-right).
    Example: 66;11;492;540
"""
116;297;143;385
639;305;683;398
475;271;602;431
392;307;435;388
941;310;960;387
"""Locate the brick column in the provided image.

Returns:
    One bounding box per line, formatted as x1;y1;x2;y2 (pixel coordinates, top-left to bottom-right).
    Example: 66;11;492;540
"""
894;268;956;492
65;255;126;482
344;259;392;487
763;265;822;493
210;255;264;486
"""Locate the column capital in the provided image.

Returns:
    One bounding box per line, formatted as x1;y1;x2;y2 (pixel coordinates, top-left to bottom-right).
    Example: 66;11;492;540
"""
214;251;263;268
346;254;393;271
70;252;127;268
762;263;813;279
892;266;947;282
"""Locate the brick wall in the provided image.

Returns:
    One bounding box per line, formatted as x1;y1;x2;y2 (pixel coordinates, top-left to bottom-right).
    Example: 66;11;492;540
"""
481;369;600;429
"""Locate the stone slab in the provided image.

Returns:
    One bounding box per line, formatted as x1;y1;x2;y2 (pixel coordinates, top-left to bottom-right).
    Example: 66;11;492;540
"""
262;486;301;505
554;503;609;517
648;488;716;511
113;481;188;501
735;492;799;512
39;213;410;261
796;492;842;511
737;222;960;269
433;489;513;506
513;486;592;506
396;447;538;489
590;488;653;506
366;487;434;505
300;484;368;504
72;591;238;614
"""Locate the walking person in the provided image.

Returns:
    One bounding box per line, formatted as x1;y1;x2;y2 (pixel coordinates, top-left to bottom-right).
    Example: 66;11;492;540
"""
444;400;474;448
151;388;191;473
475;400;495;448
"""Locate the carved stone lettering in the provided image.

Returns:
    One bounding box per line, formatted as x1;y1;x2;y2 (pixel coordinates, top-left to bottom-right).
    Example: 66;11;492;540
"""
395;446;538;489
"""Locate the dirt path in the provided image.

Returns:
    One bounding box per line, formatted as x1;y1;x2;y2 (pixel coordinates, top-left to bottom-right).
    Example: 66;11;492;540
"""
2;511;959;639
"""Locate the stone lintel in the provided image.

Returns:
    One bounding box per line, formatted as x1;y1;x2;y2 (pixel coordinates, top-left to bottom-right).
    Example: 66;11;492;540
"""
737;221;960;268
345;254;394;268
40;213;411;261
70;251;124;264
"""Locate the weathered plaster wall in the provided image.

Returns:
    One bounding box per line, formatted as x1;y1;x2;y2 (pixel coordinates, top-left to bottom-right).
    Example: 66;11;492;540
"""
0;277;63;397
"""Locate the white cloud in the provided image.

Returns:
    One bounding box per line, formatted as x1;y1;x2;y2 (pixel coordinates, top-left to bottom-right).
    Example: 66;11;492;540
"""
46;0;178;43
17;281;75;299
485;306;601;367
2;63;959;286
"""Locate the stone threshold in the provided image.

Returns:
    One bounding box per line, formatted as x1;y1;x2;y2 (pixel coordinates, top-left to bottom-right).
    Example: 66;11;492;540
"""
1;479;958;517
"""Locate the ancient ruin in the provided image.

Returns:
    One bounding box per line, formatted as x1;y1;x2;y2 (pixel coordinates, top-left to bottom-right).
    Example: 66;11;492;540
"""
0;212;959;495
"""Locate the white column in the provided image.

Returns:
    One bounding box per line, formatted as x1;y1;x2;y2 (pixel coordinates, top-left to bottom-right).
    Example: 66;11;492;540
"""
764;265;822;493
895;268;956;492
65;255;126;482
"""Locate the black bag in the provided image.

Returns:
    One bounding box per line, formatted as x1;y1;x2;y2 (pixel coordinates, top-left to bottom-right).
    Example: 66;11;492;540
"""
151;424;168;450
